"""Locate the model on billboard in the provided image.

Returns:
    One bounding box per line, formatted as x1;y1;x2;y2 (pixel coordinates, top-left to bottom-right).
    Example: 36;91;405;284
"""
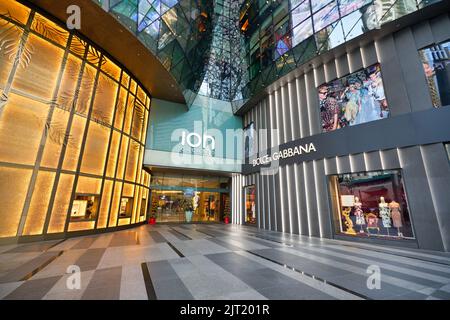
318;63;389;132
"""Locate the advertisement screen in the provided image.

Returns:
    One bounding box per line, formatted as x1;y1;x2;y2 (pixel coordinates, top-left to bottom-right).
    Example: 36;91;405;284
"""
338;0;372;17
318;63;389;132
313;1;339;32
291;0;312;46
419;39;450;108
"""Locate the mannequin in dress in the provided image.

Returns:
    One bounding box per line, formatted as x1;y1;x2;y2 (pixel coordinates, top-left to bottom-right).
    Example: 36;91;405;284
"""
389;200;403;237
379;196;392;235
354;197;365;233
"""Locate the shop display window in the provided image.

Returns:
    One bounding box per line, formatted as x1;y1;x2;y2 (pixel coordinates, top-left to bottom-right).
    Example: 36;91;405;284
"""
150;190;223;223
140;198;147;217
318;63;389;133
70;195;100;221
419;39;450;108
119;197;133;218
328;170;414;240
244;185;256;224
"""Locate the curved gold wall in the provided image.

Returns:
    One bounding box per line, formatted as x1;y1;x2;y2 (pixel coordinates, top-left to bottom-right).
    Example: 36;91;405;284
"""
0;1;151;239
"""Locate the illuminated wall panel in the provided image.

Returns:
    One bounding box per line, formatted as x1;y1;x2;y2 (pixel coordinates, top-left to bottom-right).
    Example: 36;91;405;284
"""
0;1;151;240
23;171;55;236
0;167;32;237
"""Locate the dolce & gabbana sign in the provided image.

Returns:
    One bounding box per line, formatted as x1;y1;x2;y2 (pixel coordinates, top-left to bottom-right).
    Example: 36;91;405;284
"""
252;142;317;167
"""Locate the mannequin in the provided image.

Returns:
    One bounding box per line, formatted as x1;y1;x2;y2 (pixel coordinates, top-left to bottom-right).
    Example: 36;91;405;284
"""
354;197;365;233
389;200;403;237
379;196;391;236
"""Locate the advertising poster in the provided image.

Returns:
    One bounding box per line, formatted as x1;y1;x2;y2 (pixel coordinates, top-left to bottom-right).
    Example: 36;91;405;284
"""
318;63;389;132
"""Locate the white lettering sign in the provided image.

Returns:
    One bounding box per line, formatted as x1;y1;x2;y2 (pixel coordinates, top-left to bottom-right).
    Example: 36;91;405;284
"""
181;131;215;150
252;142;317;167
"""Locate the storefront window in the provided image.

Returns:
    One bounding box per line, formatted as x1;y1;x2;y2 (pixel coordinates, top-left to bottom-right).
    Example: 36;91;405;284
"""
244;185;256;224
328;170;414;240
150;190;222;223
140;198;147;217
70;195;100;221
119;197;133;218
419;39;450;108
318;63;389;132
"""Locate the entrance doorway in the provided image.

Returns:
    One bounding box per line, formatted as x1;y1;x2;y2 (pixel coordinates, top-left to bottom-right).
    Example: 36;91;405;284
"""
150;190;226;223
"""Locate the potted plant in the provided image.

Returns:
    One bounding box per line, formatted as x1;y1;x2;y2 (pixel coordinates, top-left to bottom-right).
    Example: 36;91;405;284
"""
148;212;156;225
224;212;230;224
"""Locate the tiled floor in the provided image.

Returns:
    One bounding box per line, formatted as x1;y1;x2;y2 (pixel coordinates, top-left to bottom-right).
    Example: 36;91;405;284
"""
1;223;450;300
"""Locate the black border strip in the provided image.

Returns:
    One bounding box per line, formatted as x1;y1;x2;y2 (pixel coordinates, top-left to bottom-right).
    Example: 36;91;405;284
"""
169;228;193;240
166;242;185;258
243;250;371;301
20;251;64;281
140;262;157;300
194;229;217;238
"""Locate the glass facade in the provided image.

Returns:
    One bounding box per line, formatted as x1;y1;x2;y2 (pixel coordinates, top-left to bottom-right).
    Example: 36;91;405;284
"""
236;0;442;111
0;1;151;238
93;0;214;107
93;0;443;113
328;170;414;240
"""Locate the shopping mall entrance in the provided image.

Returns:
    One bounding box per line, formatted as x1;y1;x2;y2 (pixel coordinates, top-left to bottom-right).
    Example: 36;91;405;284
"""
148;172;231;223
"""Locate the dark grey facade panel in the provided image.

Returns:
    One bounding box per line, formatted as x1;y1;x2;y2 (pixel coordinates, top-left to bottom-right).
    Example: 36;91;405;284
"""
313;159;333;238
364;151;383;172
279;166;290;233
412;20;435;49
274;170;283;232
275;89;284;145
260;99;268;152
294;163;309;236
269;173;277;231
324;59;337;83
336;54;350;78
349;153;366;173
397;146;444;251
286;164;299;235
296;77;309;138
376;34;412;116
269;93;277;148
348;49;363;73
263;173;271;230
394;28;432;112
314;64;326;88
243;108;450;174
281;84;291;144
429;13;450;43
361;41;378;68
324;157;338;175
304;161;320;237
380;148;401;169
288;81;301;141
305;71;320;136
420;144;450;251
337;155;351;174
